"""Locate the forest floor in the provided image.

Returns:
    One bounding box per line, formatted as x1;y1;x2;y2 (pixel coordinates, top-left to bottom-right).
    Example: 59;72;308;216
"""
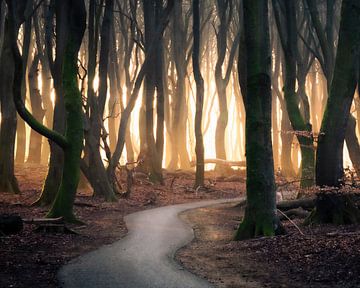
2;164;360;288
176;200;360;288
0;163;244;288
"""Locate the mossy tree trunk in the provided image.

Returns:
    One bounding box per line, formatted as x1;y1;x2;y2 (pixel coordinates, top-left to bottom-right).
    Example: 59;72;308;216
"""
34;1;66;206
273;0;315;188
193;0;205;189
310;0;360;225
305;193;360;225
43;0;86;221
12;0;86;222
235;0;283;240
316;0;360;187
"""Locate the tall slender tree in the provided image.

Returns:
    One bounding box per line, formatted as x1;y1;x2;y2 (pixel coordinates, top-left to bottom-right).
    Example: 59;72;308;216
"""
214;0;240;174
273;0;315;188
193;0;205;189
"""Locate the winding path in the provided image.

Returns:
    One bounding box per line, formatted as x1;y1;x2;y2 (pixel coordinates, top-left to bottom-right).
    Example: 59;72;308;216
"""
59;198;241;288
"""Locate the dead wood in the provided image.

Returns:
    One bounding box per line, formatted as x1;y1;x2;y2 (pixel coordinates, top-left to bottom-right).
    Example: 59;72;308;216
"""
23;217;64;224
74;202;96;207
277;198;315;211
190;159;246;167
278;207;310;220
34;223;77;234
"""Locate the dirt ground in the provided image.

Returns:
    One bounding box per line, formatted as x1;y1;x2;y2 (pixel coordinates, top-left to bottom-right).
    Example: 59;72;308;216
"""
176;201;360;288
0;163;244;288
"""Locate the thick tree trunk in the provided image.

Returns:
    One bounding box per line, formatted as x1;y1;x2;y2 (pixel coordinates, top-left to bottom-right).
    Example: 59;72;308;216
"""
235;0;283;240
316;0;360;187
11;0;85;221
310;0;360;226
305;193;360;225
47;0;87;221
0;16;19;193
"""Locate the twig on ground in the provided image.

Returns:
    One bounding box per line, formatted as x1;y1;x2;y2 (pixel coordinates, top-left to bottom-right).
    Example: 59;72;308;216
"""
277;209;305;236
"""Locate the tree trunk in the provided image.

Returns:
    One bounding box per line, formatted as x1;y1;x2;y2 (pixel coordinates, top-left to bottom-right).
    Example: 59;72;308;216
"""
345;114;360;177
15;0;32;164
273;0;315;188
316;0;360;187
40;64;52;164
193;0;205;188
0;14;19;193
34;0;66;206
280;107;295;177
86;0;117;201
27;55;46;164
235;0;283;240
46;0;86;221
214;0;239;174
168;0;190;171
305;193;360;225
143;0;164;183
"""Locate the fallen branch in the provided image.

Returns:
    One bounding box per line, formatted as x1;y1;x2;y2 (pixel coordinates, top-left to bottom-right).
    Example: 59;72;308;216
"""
277;198;315;211
278;207;310;220
190;159;246;167
23;217;64;225
74;202;96;208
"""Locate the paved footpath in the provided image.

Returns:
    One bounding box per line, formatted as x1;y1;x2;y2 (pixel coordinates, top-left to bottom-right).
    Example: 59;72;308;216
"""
59;198;241;288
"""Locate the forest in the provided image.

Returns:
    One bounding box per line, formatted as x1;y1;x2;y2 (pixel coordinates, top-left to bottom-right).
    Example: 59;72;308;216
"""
1;0;360;287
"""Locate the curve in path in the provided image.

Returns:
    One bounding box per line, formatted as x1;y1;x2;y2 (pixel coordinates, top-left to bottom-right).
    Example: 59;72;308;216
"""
59;198;241;288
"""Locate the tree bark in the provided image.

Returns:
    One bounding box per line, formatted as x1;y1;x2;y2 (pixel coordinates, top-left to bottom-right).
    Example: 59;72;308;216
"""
12;0;87;221
35;0;66;206
193;0;205;188
235;0;283;240
273;0;315;188
345;114;360;177
316;0;360;187
0;5;21;194
27;54;46;164
168;0;190;171
86;0;117;200
15;0;32;164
